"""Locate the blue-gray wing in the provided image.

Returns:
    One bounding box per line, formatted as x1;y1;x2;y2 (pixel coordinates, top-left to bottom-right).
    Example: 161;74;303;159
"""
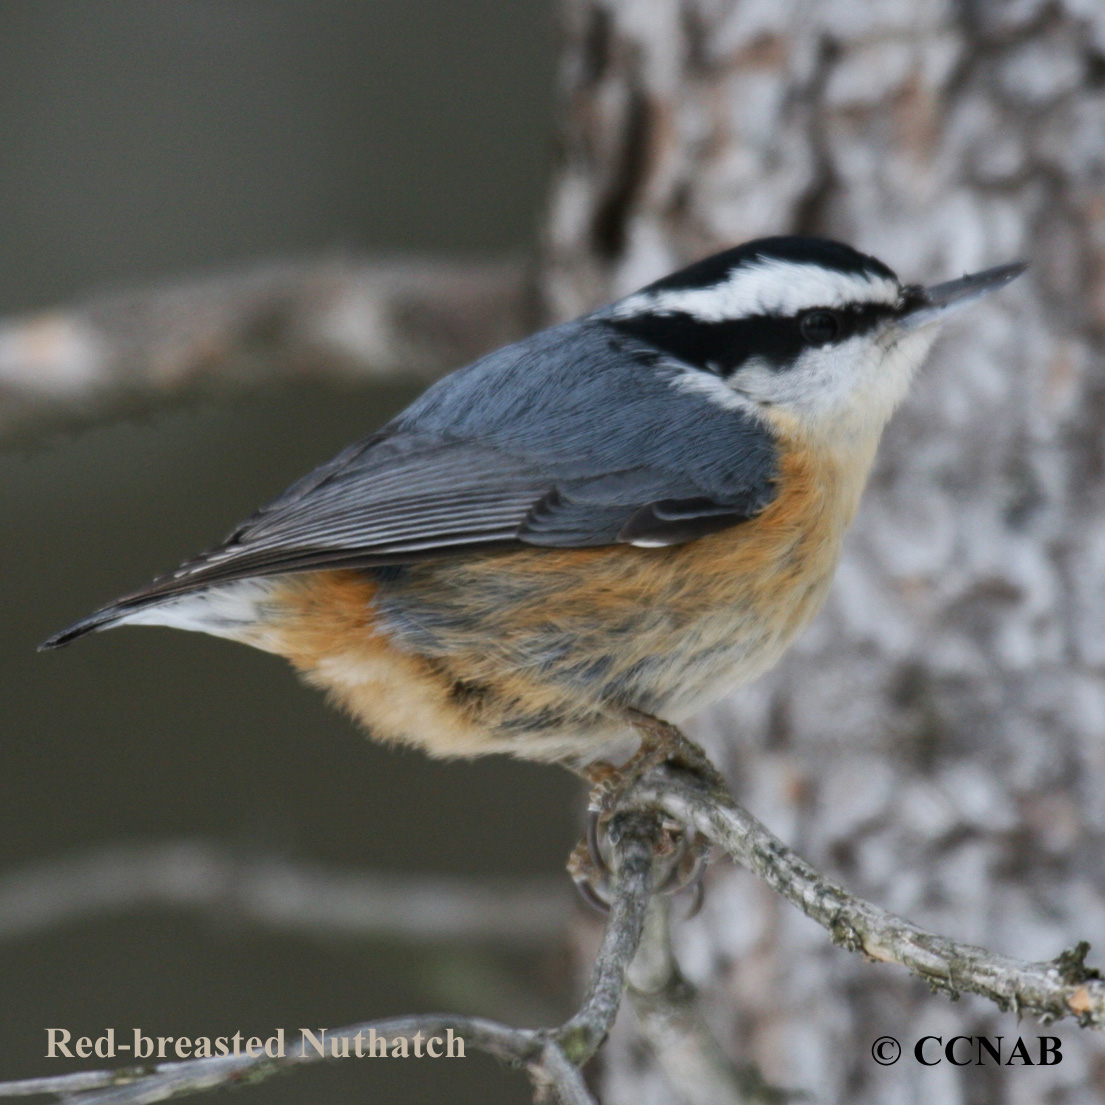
42;321;778;645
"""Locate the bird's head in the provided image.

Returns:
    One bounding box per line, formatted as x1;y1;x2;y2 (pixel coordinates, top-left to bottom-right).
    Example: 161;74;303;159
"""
604;236;1025;443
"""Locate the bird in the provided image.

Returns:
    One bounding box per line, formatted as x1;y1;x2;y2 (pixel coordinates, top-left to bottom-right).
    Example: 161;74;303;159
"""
43;236;1024;774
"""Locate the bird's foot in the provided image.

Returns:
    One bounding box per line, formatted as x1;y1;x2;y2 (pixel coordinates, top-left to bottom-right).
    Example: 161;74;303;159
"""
568;813;709;916
568;709;719;915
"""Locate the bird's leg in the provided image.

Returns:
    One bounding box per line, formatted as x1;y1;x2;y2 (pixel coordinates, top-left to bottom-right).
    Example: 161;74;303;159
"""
589;708;724;821
622;708;724;785
569;709;721;913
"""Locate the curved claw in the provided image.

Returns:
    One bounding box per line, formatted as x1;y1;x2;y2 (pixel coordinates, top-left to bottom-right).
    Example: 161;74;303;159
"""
586;806;609;877
683;875;705;920
656;833;711;917
677;845;710;915
573;873;611;914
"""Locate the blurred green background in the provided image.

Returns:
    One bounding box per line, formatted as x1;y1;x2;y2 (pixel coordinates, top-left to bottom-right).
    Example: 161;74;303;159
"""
0;4;581;1102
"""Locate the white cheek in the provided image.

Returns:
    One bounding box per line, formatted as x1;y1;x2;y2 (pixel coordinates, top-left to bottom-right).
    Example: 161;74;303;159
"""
733;327;938;436
862;326;940;428
733;338;873;413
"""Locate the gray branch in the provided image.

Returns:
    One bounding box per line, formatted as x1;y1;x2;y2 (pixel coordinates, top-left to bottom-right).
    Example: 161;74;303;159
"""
0;1016;575;1105
633;759;1105;1030
3;758;1102;1105
0;255;531;442
554;813;657;1064
0;812;662;1105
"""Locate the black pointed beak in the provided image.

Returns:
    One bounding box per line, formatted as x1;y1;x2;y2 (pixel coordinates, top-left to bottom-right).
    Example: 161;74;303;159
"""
901;261;1027;329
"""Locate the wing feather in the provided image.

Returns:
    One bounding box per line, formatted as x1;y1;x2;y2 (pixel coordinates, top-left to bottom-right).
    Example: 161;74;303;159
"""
42;320;781;648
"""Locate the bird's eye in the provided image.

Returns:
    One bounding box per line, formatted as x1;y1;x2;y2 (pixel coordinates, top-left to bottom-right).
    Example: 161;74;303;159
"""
800;309;843;345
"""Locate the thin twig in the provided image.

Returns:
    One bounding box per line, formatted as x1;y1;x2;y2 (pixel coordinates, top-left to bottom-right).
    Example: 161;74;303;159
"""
6;743;1105;1105
555;812;658;1064
532;1042;599;1105
0;841;567;947
634;758;1105;1029
0;1017;539;1105
0;812;661;1105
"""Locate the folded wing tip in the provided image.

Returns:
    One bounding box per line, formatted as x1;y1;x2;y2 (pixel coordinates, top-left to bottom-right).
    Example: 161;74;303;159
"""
39;612;115;650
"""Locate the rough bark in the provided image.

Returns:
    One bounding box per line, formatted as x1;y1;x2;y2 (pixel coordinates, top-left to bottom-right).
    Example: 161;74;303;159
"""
544;1;1105;1102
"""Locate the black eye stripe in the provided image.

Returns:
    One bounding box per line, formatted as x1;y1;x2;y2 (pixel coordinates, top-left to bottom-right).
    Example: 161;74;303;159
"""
607;315;798;375
606;301;899;376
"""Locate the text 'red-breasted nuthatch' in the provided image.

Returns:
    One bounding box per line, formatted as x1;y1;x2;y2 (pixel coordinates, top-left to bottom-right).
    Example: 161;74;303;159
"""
44;237;1025;767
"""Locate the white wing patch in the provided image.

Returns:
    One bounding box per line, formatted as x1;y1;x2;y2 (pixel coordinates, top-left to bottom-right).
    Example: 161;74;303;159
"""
611;258;900;322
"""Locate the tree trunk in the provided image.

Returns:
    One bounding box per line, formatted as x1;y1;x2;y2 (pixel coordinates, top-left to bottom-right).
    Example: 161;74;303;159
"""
543;1;1105;1101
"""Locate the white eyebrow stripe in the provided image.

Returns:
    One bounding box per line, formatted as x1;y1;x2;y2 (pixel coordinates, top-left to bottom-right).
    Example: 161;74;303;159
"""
610;258;901;321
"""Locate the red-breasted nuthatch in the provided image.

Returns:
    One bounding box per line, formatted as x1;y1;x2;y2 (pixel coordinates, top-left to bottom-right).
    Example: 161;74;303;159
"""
44;237;1024;768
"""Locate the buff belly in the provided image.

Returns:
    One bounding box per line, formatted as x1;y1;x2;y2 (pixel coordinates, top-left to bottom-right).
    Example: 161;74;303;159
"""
229;443;858;764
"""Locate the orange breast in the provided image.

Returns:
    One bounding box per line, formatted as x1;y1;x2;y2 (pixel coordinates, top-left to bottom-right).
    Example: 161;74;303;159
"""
261;435;862;762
